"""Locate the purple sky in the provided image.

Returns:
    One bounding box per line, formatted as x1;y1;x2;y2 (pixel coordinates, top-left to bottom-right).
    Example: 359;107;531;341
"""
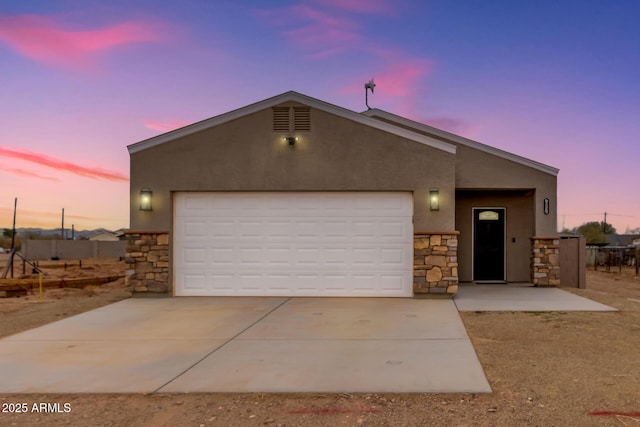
1;0;639;233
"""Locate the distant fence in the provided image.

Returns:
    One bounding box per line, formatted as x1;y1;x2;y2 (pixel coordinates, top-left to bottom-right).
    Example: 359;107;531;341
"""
21;240;126;260
586;246;637;271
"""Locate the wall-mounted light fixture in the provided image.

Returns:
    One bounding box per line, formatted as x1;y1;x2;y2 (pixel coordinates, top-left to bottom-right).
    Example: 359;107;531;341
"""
139;188;153;211
429;187;440;211
543;198;550;215
284;136;298;146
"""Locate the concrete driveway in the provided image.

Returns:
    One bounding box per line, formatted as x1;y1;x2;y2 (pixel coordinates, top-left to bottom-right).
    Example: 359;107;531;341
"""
0;297;491;394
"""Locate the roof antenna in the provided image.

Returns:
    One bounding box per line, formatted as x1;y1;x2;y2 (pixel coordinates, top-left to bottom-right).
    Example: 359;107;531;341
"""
364;78;375;110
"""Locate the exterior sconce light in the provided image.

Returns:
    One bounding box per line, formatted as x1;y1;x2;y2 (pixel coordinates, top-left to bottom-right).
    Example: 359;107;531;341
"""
139;188;153;211
544;198;550;215
284;136;298;146
429;187;440;211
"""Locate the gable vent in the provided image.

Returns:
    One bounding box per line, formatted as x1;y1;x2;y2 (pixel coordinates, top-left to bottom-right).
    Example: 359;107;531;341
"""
293;107;311;131
273;107;290;132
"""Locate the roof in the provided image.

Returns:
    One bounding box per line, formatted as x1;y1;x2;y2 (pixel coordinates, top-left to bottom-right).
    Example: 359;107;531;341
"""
362;108;559;176
128;91;456;155
87;231;119;241
605;234;640;246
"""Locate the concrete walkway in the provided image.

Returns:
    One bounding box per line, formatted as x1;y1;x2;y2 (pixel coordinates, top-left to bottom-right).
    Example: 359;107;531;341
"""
455;284;617;312
0;297;491;394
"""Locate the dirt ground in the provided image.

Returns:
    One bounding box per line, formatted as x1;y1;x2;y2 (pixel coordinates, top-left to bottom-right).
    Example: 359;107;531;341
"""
0;258;638;427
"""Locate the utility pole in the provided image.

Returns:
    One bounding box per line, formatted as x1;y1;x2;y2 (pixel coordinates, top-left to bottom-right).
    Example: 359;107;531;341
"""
603;212;608;233
61;208;65;240
9;197;17;278
10;198;17;252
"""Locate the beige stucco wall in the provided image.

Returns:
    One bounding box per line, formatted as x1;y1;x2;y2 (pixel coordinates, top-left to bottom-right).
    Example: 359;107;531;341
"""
455;190;534;282
130;102;456;232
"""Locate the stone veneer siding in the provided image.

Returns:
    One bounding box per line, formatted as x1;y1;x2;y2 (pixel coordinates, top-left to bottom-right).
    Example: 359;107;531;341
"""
414;232;459;295
530;236;561;286
125;231;170;294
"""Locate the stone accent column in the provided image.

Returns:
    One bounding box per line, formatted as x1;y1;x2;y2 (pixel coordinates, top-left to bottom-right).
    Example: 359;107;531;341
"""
414;232;459;296
530;236;560;287
124;230;170;294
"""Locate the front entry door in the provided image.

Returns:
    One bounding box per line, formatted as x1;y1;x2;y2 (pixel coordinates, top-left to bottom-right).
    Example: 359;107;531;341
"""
473;208;505;281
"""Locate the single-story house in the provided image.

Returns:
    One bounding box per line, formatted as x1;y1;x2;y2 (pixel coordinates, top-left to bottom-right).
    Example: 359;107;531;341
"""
126;91;560;297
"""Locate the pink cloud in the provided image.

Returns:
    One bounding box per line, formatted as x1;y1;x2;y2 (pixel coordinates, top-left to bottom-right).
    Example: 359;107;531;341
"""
340;56;433;115
313;0;393;14
374;58;433;98
0;146;128;182
0;165;60;182
144;119;191;133
0;13;164;70
257;4;361;58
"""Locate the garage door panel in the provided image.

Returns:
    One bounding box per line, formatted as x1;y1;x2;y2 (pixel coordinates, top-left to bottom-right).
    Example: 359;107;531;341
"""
183;274;207;291
294;221;320;237
210;248;234;265
296;247;320;266
380;274;407;291
236;221;262;237
325;274;349;291
265;248;292;267
182;194;209;210
379;221;411;238
210;221;235;238
380;248;406;266
183;221;207;237
352;248;377;266
174;192;413;297
238;248;262;265
181;247;206;265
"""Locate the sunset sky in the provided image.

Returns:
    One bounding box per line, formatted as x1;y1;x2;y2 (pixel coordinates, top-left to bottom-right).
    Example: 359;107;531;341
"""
1;0;639;233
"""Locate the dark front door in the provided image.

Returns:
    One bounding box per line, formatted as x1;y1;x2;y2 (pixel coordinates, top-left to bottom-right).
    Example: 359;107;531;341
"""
473;208;505;281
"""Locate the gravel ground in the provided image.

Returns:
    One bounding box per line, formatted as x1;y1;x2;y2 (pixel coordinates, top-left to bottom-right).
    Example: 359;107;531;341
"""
0;258;638;426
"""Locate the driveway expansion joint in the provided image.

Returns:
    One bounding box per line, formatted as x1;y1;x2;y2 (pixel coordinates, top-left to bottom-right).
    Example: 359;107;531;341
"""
152;297;292;393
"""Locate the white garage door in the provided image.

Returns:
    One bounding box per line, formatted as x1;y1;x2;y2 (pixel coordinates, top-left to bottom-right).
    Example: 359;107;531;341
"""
174;192;413;297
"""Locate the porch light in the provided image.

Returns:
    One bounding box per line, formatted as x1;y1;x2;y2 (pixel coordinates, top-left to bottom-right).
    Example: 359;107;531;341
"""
429;188;440;211
544;198;550;215
284;136;298;146
139;188;153;211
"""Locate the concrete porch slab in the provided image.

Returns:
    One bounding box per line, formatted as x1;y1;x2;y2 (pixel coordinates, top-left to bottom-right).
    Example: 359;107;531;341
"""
454;285;617;312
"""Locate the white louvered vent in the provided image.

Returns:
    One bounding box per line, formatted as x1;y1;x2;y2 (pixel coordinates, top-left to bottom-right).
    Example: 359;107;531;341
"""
293;107;311;131
273;107;290;132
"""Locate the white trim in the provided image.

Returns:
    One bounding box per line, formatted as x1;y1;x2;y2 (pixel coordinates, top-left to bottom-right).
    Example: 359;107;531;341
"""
363;109;559;176
472;207;507;282
128;91;456;155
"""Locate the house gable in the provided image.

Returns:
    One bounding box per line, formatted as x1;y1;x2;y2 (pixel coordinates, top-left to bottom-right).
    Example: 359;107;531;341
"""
128;91;456;155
